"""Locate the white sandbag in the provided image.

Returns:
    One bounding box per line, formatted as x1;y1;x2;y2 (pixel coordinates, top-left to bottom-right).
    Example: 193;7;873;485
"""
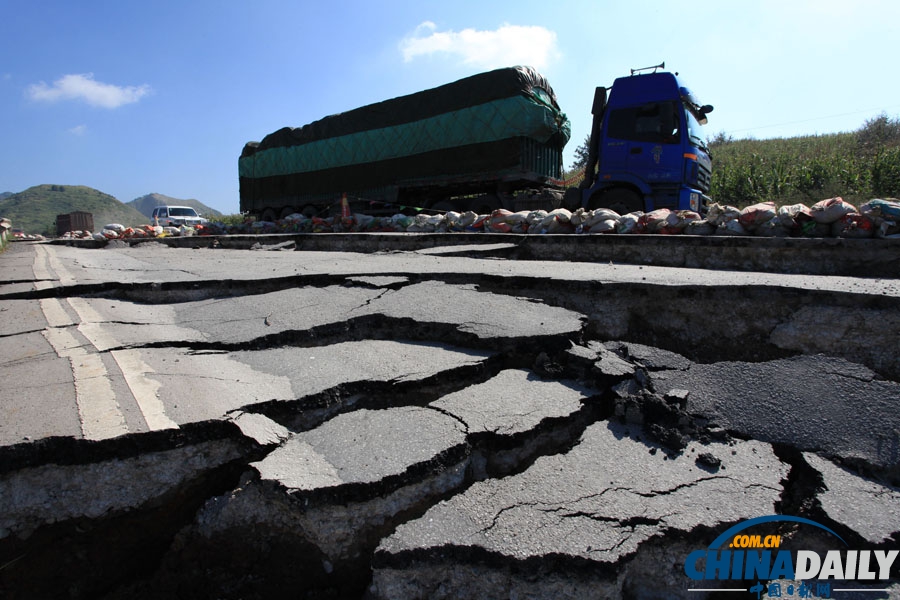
706;203;741;226
584;208;621;228
683;220;715;236
810;197;857;223
616;212;642;234
776;203;813;229
587;219;617;234
715;220;748;236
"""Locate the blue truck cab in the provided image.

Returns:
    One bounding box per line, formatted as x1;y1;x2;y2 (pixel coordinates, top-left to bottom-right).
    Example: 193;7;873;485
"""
578;66;713;214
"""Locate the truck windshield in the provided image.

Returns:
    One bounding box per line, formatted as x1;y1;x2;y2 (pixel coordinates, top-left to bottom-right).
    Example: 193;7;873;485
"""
684;108;708;152
607;101;680;144
169;207;198;217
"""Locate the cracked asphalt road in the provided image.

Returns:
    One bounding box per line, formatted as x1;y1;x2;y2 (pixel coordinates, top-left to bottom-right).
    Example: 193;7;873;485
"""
0;238;898;599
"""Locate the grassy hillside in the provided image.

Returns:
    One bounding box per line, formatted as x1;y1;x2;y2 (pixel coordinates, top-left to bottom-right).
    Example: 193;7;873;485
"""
0;185;147;235
708;114;900;208
127;193;222;220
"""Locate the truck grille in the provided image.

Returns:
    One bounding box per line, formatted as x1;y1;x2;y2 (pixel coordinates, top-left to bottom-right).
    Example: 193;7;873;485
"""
697;160;712;192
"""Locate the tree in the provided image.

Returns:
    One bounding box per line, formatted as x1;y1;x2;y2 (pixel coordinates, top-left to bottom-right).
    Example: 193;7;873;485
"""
569;134;592;172
857;112;900;153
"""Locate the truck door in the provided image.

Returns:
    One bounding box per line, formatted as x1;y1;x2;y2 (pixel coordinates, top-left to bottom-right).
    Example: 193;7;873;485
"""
603;101;681;183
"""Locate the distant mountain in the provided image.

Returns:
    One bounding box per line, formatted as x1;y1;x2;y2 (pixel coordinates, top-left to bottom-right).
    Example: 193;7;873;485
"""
0;192;13;201
128;193;222;220
0;185;147;235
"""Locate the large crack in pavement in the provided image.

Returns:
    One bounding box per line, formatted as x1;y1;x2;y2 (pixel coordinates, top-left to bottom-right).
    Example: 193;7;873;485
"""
0;243;898;599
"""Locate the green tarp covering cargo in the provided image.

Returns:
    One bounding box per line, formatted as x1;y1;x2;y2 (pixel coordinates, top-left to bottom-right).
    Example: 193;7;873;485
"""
239;66;571;219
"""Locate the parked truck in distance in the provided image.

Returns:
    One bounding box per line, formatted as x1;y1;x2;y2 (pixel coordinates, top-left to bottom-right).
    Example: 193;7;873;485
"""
239;63;712;220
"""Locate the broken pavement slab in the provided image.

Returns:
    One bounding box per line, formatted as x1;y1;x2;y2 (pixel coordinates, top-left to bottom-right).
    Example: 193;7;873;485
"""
370;420;790;599
59;279;587;354
0;421;263;599
804;452;900;545
430;368;601;477
158;406;470;598
650;354;900;480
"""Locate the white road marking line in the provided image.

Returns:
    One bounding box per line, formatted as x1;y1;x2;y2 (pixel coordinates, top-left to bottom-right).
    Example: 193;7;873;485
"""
68;297;179;432
42;327;128;440
111;349;178;431
44;246;75;286
35;246;180;437
32;244;55;290
39;298;76;328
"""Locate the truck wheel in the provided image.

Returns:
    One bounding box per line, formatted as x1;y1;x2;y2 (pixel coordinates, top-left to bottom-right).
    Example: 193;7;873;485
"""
279;206;297;219
593;188;644;215
260;208;278;222
563;187;582;211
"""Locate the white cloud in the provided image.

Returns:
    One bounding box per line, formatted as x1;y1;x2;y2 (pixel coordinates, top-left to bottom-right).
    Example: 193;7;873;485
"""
68;124;88;135
26;73;151;109
400;22;560;70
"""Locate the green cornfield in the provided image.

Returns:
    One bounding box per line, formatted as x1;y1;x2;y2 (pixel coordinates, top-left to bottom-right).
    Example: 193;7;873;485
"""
708;113;900;209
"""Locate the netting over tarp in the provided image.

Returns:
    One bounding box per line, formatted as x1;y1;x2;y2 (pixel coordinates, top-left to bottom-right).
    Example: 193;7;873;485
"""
239;66;570;210
240;95;567;179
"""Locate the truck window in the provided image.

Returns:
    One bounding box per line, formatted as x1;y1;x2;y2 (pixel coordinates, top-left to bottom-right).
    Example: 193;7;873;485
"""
607;101;680;144
684;108;707;150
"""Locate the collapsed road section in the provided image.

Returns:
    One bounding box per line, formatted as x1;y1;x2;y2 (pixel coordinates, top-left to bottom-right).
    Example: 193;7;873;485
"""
0;239;898;599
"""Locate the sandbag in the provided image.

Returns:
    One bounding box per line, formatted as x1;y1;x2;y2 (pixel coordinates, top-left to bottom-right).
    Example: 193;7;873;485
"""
776;203;813;230
738;202;777;230
525;210;549;232
754;219;791;237
810;197;857;223
458;211;478;228
672;210;702;231
832;213;875;238
616;212;642;234
715;220;747;236
568;208;589;228
706;203;741;226
487;209;513;233
860;198;900;220
683;219;715;236
637;209;682;234
539;208;573;234
584;208;621;228
586;219;617;234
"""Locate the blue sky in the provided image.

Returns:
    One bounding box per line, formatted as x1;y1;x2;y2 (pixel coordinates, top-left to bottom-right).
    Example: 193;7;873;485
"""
3;0;899;215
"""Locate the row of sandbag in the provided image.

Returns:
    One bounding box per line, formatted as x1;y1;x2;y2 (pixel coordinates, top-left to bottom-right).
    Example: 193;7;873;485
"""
703;197;900;238
58;223;207;240
57;197;900;239
425;197;900;237
356;197;900;237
